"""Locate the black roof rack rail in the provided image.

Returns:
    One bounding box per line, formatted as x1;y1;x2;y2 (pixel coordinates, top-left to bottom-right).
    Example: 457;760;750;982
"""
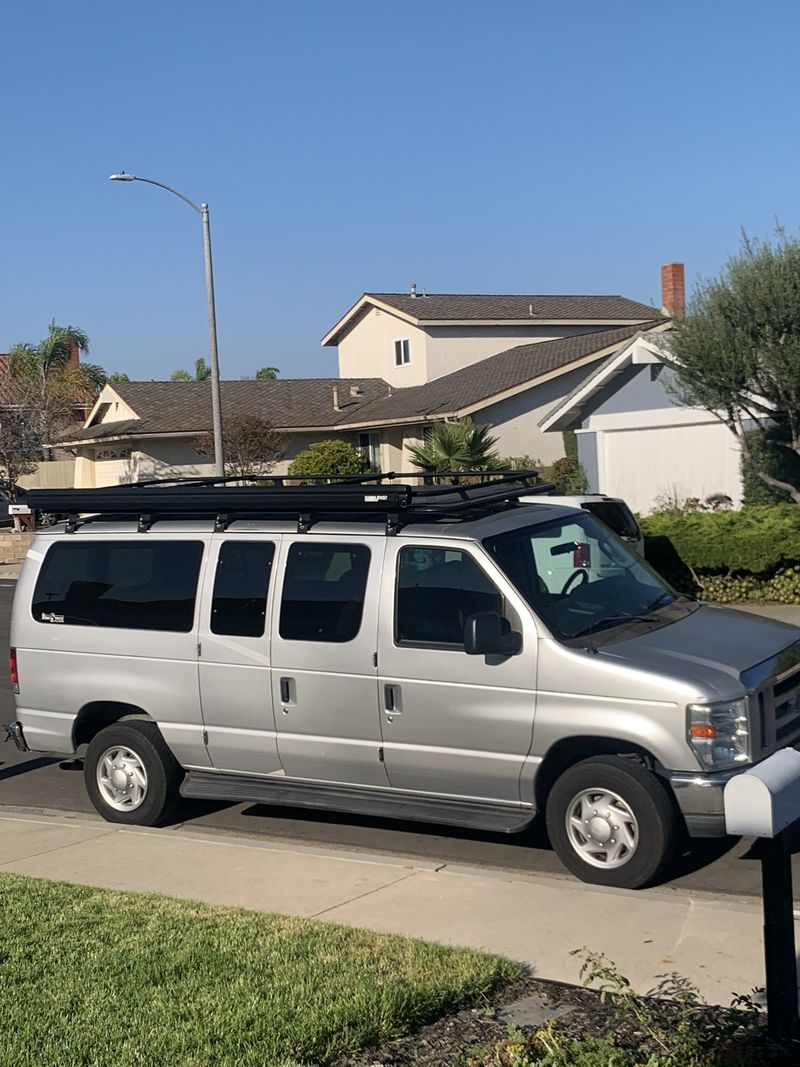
26;471;554;536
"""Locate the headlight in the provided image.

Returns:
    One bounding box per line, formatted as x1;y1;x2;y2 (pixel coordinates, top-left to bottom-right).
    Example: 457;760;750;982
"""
687;699;750;770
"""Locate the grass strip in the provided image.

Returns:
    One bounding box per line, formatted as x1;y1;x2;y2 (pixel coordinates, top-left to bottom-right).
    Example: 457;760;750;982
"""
0;872;518;1067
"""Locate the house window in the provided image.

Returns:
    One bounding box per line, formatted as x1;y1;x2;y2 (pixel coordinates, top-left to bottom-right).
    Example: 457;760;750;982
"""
394;339;411;366
358;432;381;471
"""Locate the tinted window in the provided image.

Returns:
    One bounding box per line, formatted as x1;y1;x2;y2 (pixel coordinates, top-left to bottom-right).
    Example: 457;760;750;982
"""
211;541;275;637
32;541;204;632
396;546;502;647
582;501;640;541
279;543;370;643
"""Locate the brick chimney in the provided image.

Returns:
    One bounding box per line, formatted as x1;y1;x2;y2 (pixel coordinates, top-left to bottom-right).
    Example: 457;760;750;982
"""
660;262;685;318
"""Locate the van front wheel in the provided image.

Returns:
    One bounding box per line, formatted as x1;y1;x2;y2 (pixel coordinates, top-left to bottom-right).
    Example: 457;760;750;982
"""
545;755;678;889
84;721;181;826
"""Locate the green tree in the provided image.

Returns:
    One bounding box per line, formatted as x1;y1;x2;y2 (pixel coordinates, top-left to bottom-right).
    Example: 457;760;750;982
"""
407;418;501;477
109;371;130;383
195;414;287;479
288;439;371;478
6;322;106;446
255;366;280;380
171;357;211;382
664;228;800;503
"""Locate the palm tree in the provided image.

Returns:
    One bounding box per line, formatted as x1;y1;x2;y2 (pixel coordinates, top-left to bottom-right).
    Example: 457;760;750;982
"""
6;322;107;447
407;418;502;480
171;357;211;382
256;366;280;380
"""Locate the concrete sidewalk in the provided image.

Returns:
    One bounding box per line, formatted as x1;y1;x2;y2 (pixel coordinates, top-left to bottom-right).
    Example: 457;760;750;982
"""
0;809;790;1007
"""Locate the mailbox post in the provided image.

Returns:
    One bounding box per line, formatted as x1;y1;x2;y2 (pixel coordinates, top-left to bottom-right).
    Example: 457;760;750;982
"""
725;748;800;1040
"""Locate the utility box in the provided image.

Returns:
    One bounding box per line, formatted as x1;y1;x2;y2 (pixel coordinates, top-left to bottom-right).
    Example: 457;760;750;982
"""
724;748;800;838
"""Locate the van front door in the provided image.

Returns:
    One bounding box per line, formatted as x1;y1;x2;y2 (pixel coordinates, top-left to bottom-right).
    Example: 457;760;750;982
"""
377;542;537;804
270;537;388;787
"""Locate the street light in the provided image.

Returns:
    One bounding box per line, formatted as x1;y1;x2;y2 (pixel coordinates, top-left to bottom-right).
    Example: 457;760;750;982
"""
109;171;225;476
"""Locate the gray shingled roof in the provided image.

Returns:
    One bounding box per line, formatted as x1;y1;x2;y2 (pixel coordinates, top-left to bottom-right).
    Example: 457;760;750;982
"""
59;322;666;444
60;378;391;442
367;293;660;322
345;322;665;425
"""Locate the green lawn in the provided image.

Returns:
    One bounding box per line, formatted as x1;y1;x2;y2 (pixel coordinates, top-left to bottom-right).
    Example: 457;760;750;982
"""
0;873;518;1067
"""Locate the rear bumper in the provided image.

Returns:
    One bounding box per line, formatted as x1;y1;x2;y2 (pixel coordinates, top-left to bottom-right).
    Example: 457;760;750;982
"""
668;769;742;837
2;721;29;752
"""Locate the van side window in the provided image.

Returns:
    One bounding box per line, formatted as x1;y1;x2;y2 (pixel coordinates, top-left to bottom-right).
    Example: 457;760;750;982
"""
211;541;275;637
395;546;503;648
32;541;204;632
279;543;370;643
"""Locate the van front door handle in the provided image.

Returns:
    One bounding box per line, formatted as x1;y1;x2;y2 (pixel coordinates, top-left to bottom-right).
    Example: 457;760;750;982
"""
384;684;402;716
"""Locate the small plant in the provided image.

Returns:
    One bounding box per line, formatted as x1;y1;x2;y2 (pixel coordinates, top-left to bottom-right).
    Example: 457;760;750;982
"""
287;439;371;478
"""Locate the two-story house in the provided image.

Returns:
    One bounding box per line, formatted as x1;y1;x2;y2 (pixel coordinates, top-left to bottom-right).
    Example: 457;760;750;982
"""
55;268;679;488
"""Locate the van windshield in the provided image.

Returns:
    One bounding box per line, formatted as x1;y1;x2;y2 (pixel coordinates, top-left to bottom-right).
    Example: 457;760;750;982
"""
485;514;683;644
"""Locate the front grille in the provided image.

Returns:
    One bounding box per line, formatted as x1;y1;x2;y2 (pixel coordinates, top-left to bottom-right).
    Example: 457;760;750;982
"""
759;662;800;752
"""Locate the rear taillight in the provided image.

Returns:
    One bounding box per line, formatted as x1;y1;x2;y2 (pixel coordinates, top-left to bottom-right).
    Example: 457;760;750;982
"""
9;648;18;694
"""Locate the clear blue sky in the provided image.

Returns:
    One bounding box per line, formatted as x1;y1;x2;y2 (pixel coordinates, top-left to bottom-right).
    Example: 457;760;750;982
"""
2;0;799;381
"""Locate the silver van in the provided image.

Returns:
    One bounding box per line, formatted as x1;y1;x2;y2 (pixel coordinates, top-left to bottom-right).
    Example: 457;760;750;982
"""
5;475;800;889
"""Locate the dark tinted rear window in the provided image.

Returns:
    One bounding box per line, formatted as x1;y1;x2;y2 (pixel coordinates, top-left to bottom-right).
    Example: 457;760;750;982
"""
582;501;639;540
211;541;274;637
32;541;204;632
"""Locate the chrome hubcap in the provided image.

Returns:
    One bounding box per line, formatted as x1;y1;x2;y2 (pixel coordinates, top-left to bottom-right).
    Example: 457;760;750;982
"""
97;746;148;812
565;787;638;869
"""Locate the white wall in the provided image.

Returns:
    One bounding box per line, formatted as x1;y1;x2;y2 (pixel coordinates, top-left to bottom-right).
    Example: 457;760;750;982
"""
18;460;75;489
476;364;601;464
337;308;430;386
588;417;744;513
337;308;609;388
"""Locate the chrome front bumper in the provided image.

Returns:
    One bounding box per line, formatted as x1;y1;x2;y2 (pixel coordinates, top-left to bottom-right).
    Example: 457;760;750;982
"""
2;721;29;752
669;769;742;837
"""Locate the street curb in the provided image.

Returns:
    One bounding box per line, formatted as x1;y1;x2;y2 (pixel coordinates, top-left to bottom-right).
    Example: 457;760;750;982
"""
0;805;785;912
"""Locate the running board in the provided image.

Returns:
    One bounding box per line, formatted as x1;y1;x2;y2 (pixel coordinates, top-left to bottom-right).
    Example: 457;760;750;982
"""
180;771;534;834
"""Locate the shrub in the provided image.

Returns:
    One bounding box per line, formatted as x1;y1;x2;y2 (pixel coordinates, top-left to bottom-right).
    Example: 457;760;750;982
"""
547;454;587;495
641;506;800;573
741;427;800;506
642;505;800;603
287;439;371;478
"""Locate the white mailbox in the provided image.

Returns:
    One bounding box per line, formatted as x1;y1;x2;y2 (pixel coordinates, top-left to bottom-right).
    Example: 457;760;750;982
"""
724;748;800;838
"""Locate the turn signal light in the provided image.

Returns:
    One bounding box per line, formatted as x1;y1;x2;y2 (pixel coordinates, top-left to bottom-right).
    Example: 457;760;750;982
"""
9;648;18;694
690;724;716;739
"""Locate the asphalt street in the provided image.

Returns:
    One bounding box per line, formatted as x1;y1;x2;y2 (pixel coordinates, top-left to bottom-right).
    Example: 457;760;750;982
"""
1;580;798;899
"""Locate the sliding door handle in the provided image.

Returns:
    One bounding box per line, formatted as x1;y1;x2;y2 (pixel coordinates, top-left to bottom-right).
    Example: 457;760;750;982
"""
279;677;296;708
384;684;402;715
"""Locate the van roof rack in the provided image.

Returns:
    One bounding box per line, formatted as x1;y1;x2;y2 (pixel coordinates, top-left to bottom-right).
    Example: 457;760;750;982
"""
26;471;555;535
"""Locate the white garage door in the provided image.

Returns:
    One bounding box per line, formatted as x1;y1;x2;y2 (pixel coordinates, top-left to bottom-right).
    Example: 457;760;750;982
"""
599;422;743;514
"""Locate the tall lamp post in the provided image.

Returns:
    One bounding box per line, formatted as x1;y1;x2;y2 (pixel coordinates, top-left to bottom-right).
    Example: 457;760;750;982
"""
109;172;225;476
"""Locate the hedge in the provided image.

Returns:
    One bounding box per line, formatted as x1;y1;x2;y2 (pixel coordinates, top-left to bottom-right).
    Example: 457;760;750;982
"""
641;506;800;604
641;506;800;573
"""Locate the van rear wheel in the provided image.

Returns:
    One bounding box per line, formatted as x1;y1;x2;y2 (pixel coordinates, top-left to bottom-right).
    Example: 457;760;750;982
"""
84;721;181;826
545;755;678;889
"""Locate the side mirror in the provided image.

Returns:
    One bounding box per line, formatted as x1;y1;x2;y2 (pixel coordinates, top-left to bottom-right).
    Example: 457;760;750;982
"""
464;612;522;657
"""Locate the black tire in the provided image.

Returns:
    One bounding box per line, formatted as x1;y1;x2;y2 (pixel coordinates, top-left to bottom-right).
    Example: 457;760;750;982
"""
84;721;182;827
545;755;678;889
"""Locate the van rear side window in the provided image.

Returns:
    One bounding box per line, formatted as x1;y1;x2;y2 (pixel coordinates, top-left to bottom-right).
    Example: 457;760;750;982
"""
211;541;275;637
32;541;204;632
